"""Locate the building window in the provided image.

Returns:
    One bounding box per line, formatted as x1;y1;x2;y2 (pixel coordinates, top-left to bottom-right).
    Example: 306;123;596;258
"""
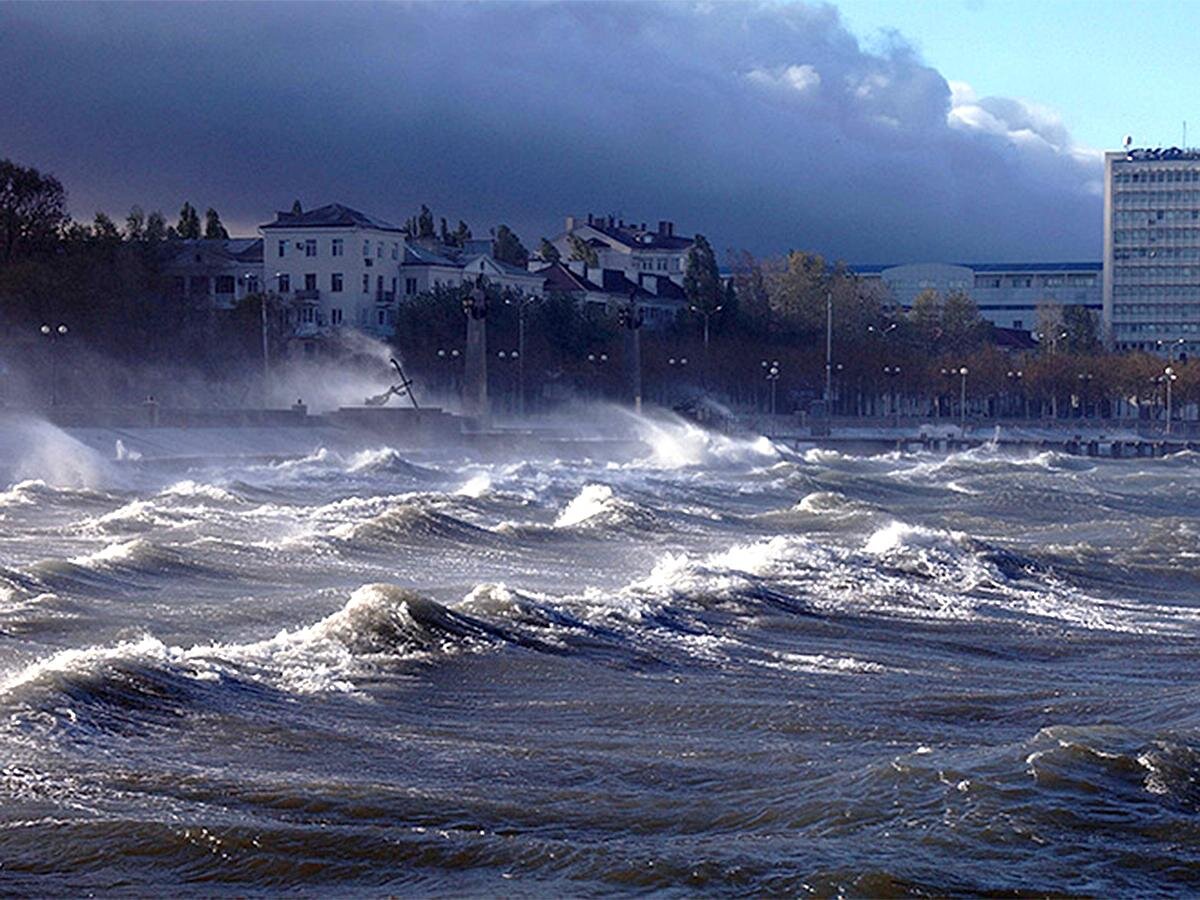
215;275;235;294
391;242;399;260
1014;319;1024;330
391;277;397;295
376;275;383;296
304;239;317;257
331;272;343;293
278;239;287;258
301;306;315;324
172;276;186;295
304;272;317;291
376;244;383;259
362;273;370;293
405;277;418;295
278;273;290;293
332;238;344;257
190;275;209;294
363;240;370;257
331;307;343;325
377;309;387;326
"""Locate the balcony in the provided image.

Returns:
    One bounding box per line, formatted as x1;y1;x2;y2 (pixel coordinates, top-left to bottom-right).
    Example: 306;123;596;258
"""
374;291;396;304
294;289;321;301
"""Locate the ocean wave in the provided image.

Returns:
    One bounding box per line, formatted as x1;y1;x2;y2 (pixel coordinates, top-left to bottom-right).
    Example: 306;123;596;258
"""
1024;725;1200;811
328;501;496;548
632;418;781;469
0;584;527;722
0;479;115;509
345;448;440;479
21;539;220;595
552;484;659;531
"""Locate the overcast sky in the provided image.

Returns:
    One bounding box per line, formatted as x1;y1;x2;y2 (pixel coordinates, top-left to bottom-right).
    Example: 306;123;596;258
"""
1;1;1109;263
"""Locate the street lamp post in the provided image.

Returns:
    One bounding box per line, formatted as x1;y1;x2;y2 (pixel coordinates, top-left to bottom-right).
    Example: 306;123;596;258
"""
1161;366;1178;434
1077;372;1094;419
824;290;833;405
496;349;520;414
943;366;968;431
689;303;724;355
883;365;901;425
39;323;68;407
586;352;609;400
667;355;688;404
761;359;781;416
505;293;540;417
1007;370;1025;419
436;348;461;394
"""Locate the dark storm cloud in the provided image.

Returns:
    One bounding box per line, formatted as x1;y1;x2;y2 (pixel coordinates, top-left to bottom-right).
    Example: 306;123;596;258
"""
0;1;1102;262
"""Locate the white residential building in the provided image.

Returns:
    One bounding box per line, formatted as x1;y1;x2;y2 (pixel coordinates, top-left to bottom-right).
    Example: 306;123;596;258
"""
1104;146;1200;354
551;215;694;288
259;203;406;339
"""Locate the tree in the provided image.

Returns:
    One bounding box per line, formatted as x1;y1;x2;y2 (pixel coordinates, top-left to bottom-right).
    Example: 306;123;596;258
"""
440;217;450;244
492;224;528;266
175;202;201;239
0;158;69;261
92;211;122;243
730;250;771;334
452;220;472;246
941;290;984;354
683;233;721;312
144;210;167;242
291;199;303;215
537;237;560;264
125;206;145;241
1062;304;1100;354
567;233;598;267
417;204;435;238
204;207;229;240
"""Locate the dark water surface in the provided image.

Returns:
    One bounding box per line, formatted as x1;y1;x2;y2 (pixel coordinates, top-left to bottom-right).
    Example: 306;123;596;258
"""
3;422;1200;896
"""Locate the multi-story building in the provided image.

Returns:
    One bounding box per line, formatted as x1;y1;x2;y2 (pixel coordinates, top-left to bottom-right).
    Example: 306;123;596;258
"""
160;238;264;309
551;215;695;288
1104;147;1200;354
260;203;407;339
853;261;1101;332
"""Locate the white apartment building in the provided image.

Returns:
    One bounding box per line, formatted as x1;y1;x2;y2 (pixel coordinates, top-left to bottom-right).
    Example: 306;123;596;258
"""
551;215;695;289
854;261;1101;332
260;204;407;339
1104;147;1200;355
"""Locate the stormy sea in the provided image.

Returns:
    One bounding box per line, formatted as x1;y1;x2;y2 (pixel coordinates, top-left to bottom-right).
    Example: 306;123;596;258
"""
3;416;1200;896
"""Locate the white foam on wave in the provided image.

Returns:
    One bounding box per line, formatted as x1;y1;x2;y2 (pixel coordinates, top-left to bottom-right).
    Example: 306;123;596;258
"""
68;539;145;568
555;484;616;528
456;472;492;498
160;480;242;504
1;584;483;701
631;416;780;469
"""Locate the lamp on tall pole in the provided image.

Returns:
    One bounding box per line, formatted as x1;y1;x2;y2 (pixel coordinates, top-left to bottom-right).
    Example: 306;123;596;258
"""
505;292;541;417
883;365;901;425
824;289;833;405
39;323;68;407
761;359;781;415
1007;369;1025;418
1161;365;1178;434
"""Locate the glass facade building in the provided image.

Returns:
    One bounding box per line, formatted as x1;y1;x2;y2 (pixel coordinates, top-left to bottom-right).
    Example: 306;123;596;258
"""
1104;148;1200;355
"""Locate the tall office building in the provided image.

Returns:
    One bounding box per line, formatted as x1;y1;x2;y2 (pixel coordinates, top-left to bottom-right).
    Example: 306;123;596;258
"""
1104;147;1200;355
